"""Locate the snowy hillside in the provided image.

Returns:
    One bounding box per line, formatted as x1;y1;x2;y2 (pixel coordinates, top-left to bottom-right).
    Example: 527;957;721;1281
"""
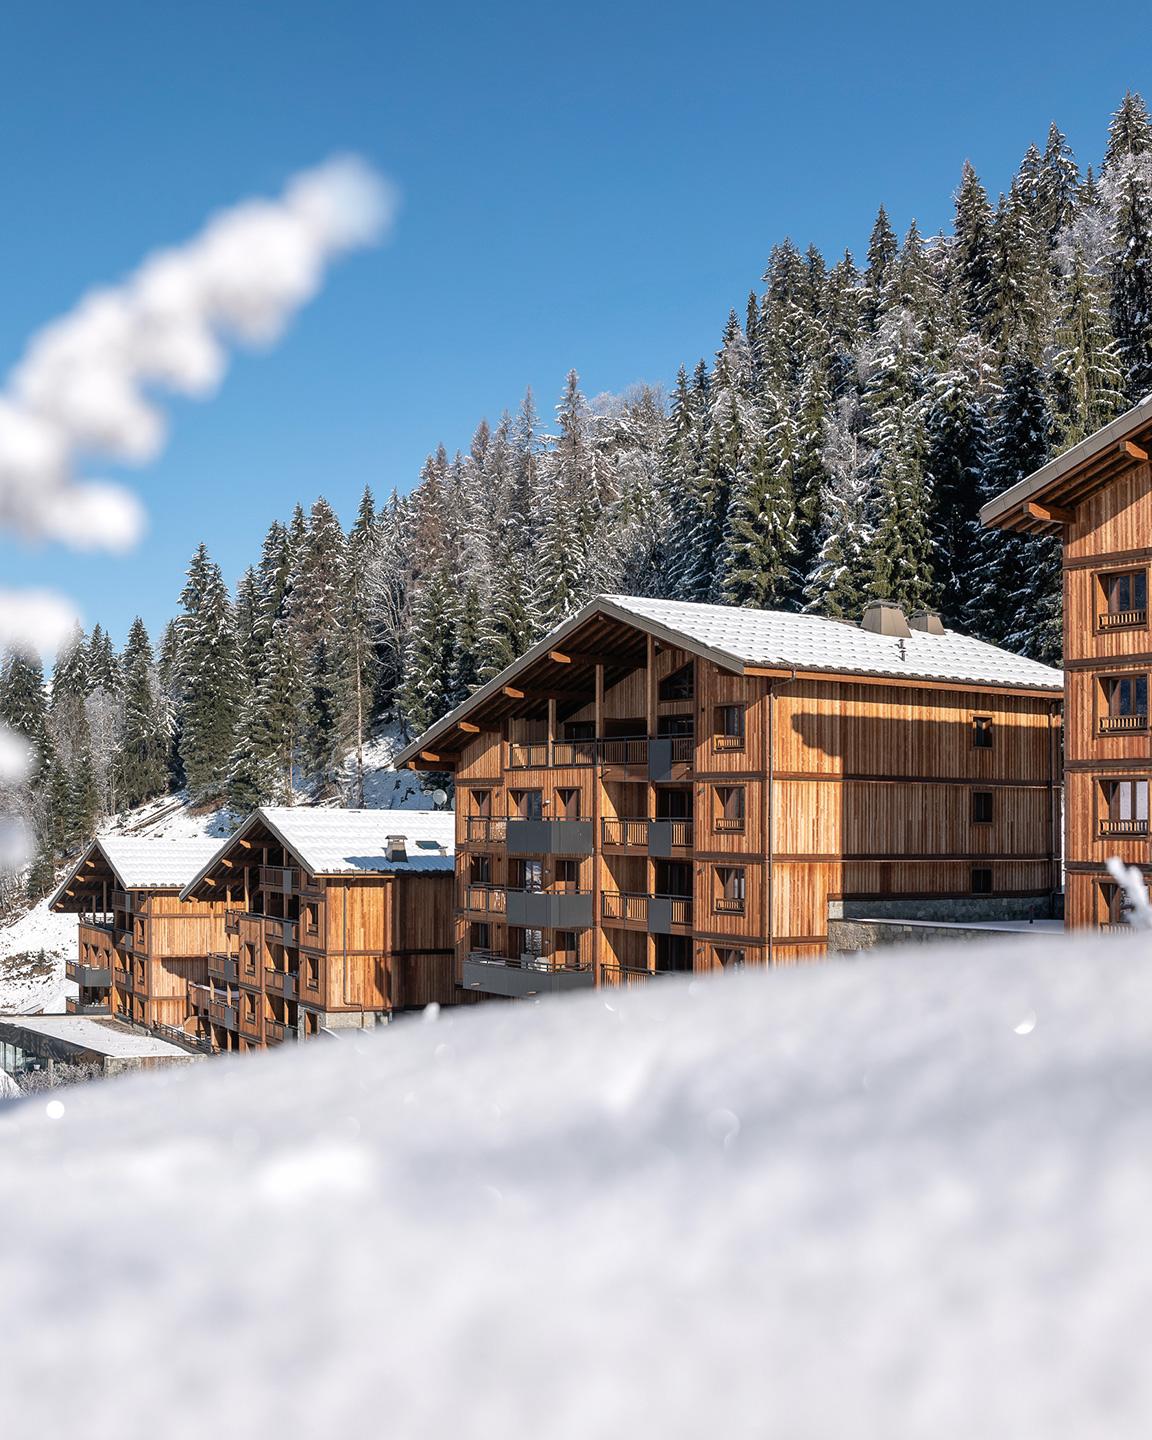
4;938;1152;1437
0;730;439;1011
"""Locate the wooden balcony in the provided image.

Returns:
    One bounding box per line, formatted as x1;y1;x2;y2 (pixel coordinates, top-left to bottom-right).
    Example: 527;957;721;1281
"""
259;865;296;894
266;916;298;946
1099;609;1148;630
507;741;548;769
651;895;693;931
464;816;506;843
65;959;111;988
110;889;129;912
264;1019;298;1045
265;967;299;1000
599;963;671;987
208;953;239;985
1099;818;1149;837
461;883;506;914
550;739;598;767
602;891;648;924
209;996;239;1030
598;737;648;769
66;997;111;1015
224;910;242;936
189;983;211;1016
1099;714;1149;734
602;817;650;848
113;968;132;991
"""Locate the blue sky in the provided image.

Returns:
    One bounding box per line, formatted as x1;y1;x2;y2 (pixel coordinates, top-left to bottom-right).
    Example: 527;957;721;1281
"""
1;0;1149;646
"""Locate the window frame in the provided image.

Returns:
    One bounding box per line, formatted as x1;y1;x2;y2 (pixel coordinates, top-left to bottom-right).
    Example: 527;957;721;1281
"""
971;790;994;824
713;704;746;753
972;715;993;750
1096;566;1150;631
970;866;993;895
714;865;747;914
714;784;747;833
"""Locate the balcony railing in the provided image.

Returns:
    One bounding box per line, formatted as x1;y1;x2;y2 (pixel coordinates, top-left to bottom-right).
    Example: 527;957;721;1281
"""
110;889;129;912
259;865;295;894
550;739;598;767
462;883;506;914
714;896;746;914
1099;818;1149;837
264;1019;298;1045
189;983;211;1016
714;816;746;833
208;953;239;985
598;737;648;767
209;997;239;1030
65;959;112;988
66;997;111;1015
602;817;649;847
265;967;299;1000
713;734;745;753
654;895;693;928
463;948;595;997
1100;608;1148;629
465;816;506;843
599;963;670;987
113;968;132;991
1100;714;1149;733
225;910;242;936
507;741;549;769
602;891;648;923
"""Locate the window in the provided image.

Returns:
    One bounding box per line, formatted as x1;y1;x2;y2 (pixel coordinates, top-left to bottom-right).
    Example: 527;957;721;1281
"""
555;787;581;820
658;662;695;701
714;705;746;751
470;789;492;817
511;858;543;892
657;713;695;737
242;942;257;977
564;721;596;741
971;867;993;895
304;902;319;934
971;790;994;824
1099;778;1150;835
972;716;993;749
513;928;544;960
511;789;543;821
715;946;745;970
1101;675;1149;732
555;930;579;965
715;866;746;913
555;859;580;891
715;785;746;832
470;922;491;953
1098;880;1130;928
1099;568;1149;627
468;854;492;884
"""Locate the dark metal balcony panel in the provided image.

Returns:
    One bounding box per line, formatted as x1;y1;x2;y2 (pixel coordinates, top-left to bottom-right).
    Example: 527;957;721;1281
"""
648;821;674;858
505;890;594;929
505;819;594;856
648;897;693;934
462;957;595;999
66;962;112;988
648;739;676;782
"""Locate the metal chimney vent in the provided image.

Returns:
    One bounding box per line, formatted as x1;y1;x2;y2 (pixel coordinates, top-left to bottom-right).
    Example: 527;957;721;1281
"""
908;609;946;635
385;835;408;863
860;600;911;637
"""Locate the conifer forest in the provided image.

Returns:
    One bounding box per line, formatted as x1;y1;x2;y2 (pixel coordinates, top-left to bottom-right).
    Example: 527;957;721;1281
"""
5;92;1152;901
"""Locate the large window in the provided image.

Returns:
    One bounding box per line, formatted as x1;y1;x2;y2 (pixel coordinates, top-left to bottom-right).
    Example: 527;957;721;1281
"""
971;790;994;824
714;866;746;914
510;789;543;821
1101;675;1149;732
715;785;746;832
1099;778;1150;836
510;858;543;892
658;662;695;701
714;705;746;752
555;787;581;820
1099;568;1149;628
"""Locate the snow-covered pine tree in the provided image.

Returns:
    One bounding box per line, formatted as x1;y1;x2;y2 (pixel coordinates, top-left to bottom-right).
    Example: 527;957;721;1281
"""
399;562;460;737
1110;164;1152;402
48;624;91;771
1051;245;1126;446
0;649;51;781
720;434;796;608
1103;91;1152;177
862;206;899;332
176;544;242;806
952;161;996;336
803;393;874;618
968;357;1058;658
113;618;168;809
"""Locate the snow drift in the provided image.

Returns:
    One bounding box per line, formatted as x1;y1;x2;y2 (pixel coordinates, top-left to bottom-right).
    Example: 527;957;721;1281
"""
3;935;1152;1437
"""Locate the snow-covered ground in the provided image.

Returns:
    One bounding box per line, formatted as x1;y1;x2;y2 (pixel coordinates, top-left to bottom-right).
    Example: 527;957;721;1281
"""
3;936;1152;1436
0;729;443;1012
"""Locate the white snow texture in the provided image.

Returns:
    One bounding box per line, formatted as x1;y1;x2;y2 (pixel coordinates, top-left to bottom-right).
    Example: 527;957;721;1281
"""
2;936;1151;1438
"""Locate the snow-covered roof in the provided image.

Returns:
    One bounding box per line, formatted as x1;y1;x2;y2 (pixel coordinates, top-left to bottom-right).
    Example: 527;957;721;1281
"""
0;1014;193;1058
50;836;224;909
395;593;1063;766
601;594;1064;690
180;807;455;898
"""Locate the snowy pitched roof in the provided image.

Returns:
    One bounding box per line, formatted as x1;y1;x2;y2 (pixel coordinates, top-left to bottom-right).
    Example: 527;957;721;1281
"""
180;807;456;898
50;836;223;909
980;391;1152;533
600;595;1064;690
394;593;1063;766
0;1014;193;1059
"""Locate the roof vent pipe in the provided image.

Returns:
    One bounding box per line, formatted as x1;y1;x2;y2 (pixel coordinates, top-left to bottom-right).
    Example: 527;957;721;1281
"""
860;600;911;638
908;609;946;636
385;835;408;863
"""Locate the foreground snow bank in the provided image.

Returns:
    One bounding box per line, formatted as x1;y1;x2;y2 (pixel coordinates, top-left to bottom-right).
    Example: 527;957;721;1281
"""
3;936;1152;1437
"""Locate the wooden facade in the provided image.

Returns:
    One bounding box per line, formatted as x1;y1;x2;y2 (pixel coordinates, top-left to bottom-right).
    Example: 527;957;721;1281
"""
180;812;462;1052
981;400;1152;929
52;844;226;1045
398;599;1063;993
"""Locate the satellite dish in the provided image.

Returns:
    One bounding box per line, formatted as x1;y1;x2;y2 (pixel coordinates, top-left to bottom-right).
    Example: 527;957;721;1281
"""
431;789;449;808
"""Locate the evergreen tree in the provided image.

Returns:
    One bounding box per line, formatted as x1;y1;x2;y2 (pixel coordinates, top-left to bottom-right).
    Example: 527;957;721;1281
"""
953;161;996;334
114;618;168;809
176;544;242;805
1110;165;1152;401
1051;247;1125;445
720;437;796;607
804;394;874;618
0;651;50;780
399;564;460;736
1103;91;1152;176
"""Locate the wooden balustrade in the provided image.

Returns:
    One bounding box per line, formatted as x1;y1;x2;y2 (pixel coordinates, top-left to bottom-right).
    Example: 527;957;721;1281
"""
713;897;746;914
601;891;648;923
1099;818;1149;836
1099;609;1148;629
1099;714;1149;733
602;817;649;847
465;816;507;843
462;884;507;914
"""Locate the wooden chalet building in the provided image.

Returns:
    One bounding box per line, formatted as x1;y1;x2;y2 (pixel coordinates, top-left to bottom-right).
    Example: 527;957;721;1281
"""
981;394;1152;929
178;808;458;1050
50;837;226;1036
395;594;1064;995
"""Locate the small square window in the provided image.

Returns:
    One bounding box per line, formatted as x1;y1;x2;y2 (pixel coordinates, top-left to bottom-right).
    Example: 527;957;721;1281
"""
972;791;994;824
971;867;993;895
714;706;746;751
972;716;993;749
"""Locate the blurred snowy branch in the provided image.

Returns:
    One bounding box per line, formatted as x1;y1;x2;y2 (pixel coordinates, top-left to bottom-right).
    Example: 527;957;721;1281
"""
1105;855;1152;931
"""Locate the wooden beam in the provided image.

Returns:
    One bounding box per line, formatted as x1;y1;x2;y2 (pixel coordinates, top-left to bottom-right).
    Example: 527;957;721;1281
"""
1121;440;1149;463
419;750;458;765
1025;499;1075;525
503;685;525;699
548;649;573;664
459;721;481;734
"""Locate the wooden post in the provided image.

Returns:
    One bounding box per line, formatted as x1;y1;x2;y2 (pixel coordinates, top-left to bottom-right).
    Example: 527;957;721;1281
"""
592;663;605;983
645;636;657;974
